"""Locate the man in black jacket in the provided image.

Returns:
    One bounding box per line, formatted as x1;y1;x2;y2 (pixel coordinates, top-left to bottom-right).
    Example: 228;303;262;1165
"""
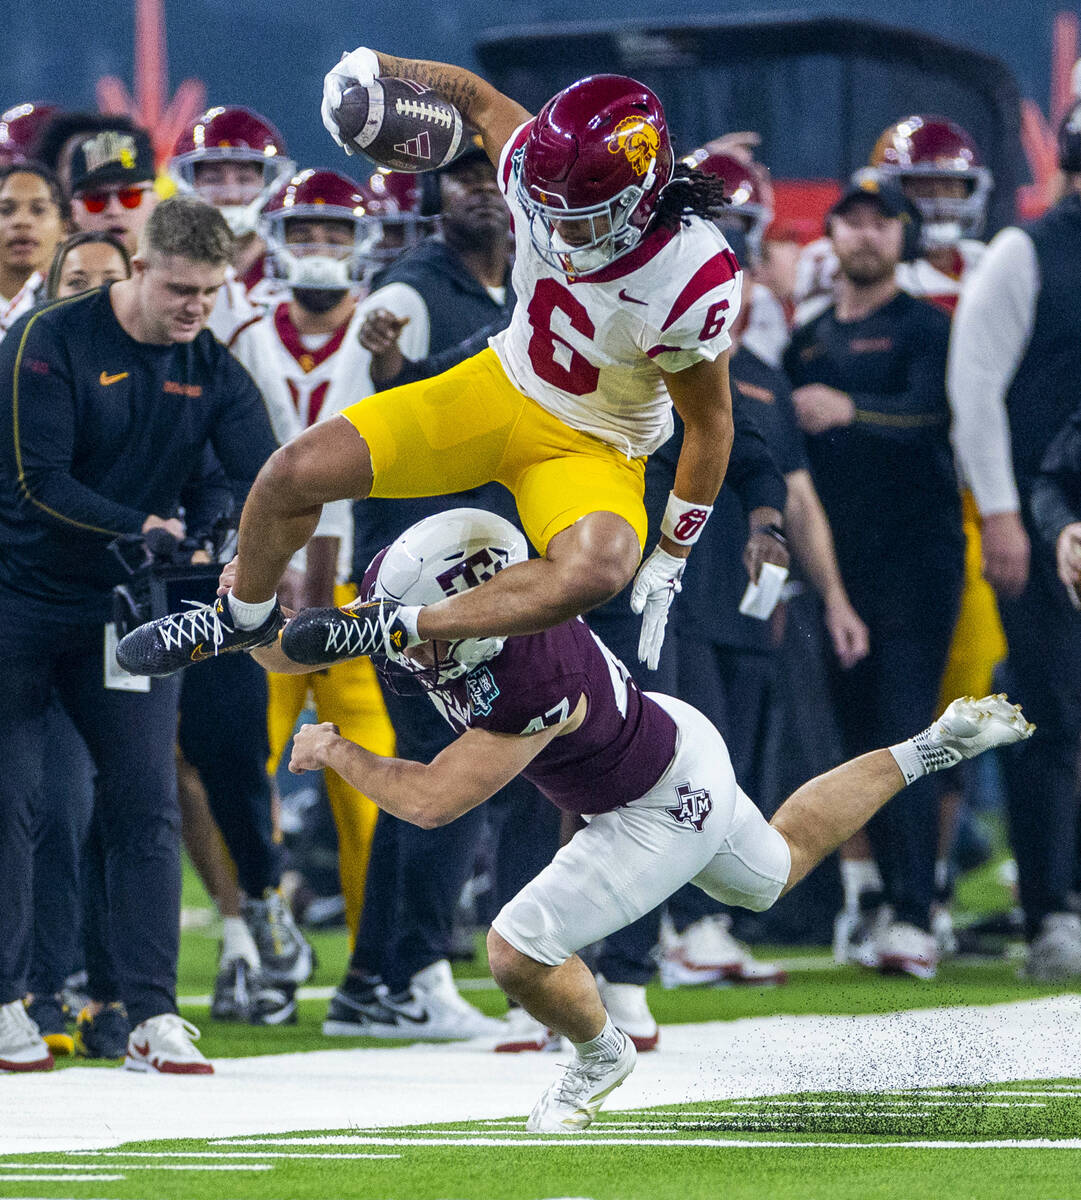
0;196;277;1073
783;179;964;981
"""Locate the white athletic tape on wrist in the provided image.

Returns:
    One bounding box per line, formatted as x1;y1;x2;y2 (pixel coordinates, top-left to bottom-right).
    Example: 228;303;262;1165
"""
660;493;713;546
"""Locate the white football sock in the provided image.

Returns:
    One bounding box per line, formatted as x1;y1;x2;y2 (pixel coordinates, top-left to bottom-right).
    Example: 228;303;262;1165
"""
840;858;882;911
572;1015;624;1061
221;916;259;967
227;592;276;631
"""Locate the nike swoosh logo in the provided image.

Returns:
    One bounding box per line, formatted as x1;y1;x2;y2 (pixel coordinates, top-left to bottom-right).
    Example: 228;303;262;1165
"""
132;1040;150;1057
100;370;129;386
618;289;648;306
190;643;213;662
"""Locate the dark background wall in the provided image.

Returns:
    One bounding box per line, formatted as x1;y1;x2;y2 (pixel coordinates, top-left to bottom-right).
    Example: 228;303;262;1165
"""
2;1;1074;176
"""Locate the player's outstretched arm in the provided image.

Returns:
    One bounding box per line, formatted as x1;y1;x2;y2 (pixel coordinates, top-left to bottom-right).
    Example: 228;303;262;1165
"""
324;46;530;167
289;720;563;828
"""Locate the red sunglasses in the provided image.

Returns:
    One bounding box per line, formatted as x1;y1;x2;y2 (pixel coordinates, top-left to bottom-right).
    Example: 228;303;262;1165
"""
76;186;151;214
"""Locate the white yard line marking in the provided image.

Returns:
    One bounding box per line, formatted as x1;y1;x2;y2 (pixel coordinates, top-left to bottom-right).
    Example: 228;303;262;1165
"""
74;1151;401;1161
0;1174;125;1181
56;1164;272;1172
729;1099;1047;1108
210;1135;1081;1150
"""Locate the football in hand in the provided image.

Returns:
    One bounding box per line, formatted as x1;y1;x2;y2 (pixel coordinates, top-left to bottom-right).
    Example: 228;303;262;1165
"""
332;77;464;172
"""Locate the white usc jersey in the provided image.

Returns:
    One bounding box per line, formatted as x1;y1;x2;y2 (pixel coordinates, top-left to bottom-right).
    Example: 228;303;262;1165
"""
206;266;263;344
491;121;743;460
230;301;374;582
793;236;985;324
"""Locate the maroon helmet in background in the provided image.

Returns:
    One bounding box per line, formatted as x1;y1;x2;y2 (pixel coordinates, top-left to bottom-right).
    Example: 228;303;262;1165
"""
366;169;434;264
682;147;773;264
0;103;59;165
517;74;673;277
260;168;383;288
169;106;294;235
868;115;992;247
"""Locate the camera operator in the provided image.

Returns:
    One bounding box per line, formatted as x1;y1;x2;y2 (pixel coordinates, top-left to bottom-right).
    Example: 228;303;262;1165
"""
0;195;276;1074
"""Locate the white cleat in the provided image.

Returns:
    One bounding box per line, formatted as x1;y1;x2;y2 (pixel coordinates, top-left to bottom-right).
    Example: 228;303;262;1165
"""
659;915;787;988
596;977;659;1052
494;1006;563;1053
875;920;938;980
526;1032;637;1134
0;999;53;1073
927;695;1035;764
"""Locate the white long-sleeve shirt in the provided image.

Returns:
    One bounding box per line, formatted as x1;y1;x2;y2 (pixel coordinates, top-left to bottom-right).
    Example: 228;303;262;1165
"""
946;227;1040;516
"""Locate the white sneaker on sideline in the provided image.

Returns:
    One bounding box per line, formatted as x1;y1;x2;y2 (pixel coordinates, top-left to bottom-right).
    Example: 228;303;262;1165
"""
876;921;938;980
931;903;958;957
527;1032;637;1133
659;915;787;987
494;1006;563;1053
410;960;507;1039
596;976;659;1051
834;903;892;968
125;1013;214;1074
1025;913;1081;981
0;999;53;1072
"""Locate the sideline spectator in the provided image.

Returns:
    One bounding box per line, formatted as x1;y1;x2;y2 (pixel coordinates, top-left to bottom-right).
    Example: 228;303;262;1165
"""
68;128;158;258
0;196;277;1073
0;162;68;336
946;100;1081;979
784;177;964;980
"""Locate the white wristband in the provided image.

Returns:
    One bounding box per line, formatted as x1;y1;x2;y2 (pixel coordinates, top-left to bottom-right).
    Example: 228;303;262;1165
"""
660;493;713;546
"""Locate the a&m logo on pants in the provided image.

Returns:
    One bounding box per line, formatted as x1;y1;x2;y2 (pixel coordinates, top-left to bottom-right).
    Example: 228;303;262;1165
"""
667;781;713;832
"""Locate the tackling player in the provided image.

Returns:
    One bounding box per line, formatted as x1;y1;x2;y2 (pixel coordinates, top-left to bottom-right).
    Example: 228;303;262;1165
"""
116;50;743;680
265;507;1031;1133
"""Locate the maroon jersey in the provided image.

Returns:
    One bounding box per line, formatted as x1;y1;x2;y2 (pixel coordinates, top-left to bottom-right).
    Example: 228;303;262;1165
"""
428;617;678;815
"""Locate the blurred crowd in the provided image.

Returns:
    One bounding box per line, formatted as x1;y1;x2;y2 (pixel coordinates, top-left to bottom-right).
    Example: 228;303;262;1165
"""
1;79;1081;1071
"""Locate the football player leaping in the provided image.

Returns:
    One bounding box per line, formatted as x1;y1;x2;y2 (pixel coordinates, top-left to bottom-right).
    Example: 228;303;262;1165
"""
117;49;743;679
270;508;1033;1133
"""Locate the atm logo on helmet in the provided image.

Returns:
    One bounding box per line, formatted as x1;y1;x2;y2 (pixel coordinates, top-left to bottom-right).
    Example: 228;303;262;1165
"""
608;116;660;177
435;548;511;597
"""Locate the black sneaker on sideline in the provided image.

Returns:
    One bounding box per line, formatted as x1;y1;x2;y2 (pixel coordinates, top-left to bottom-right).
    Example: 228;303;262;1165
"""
281;599;414;667
75;1002;129;1060
25;994;73;1057
211;957;297;1026
115;597;283;678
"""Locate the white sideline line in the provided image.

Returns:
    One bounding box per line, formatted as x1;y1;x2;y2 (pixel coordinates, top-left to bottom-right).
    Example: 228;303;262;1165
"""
212;1135;1081;1150
56;1164;272;1172
729;1099;1047;1108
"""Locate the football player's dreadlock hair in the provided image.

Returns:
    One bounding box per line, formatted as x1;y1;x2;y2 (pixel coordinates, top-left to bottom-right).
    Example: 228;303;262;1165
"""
651;163;730;232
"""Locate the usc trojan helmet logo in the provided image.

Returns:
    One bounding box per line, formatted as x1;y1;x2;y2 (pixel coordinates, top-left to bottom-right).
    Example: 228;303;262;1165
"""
608;115;660;177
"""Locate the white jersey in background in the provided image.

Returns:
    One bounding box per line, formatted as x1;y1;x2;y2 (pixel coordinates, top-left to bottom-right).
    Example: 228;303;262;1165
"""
490;121;743;460
229;302;374;582
207;265;263;344
0;271;44;343
792;236;986;325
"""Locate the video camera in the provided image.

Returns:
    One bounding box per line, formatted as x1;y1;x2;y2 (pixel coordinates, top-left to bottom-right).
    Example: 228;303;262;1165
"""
110;521;233;638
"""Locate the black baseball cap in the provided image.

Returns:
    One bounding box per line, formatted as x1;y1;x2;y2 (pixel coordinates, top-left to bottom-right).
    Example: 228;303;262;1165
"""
69;127;155;192
828;172;911;221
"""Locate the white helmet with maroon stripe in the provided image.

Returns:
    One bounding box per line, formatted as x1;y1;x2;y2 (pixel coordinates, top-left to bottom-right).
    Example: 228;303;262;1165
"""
366;508;527;685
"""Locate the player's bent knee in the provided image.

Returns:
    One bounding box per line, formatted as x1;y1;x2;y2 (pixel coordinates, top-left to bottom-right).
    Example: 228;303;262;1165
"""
486;927;546;987
551;518;640;604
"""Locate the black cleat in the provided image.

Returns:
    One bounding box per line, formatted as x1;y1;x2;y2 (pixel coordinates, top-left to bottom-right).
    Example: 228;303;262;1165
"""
74;1002;129;1060
281;598;415;667
115;597;283;678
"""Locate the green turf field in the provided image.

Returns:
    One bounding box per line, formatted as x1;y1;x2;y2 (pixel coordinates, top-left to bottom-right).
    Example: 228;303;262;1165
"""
2;1086;1081;1200
3;852;1079;1199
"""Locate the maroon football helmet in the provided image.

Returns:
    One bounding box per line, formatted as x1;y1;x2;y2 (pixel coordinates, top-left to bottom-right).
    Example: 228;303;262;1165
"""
517;75;673;276
261;168;384;288
365;169;434;264
169;106;294;234
868;115;991;246
682;148;773;263
0;102;59;165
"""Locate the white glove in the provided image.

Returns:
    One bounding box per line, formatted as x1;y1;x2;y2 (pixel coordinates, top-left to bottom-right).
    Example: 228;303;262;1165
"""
629;546;687;670
321;46;381;154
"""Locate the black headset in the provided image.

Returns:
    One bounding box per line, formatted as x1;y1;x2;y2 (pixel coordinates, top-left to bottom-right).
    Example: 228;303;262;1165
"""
1059;100;1081;173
